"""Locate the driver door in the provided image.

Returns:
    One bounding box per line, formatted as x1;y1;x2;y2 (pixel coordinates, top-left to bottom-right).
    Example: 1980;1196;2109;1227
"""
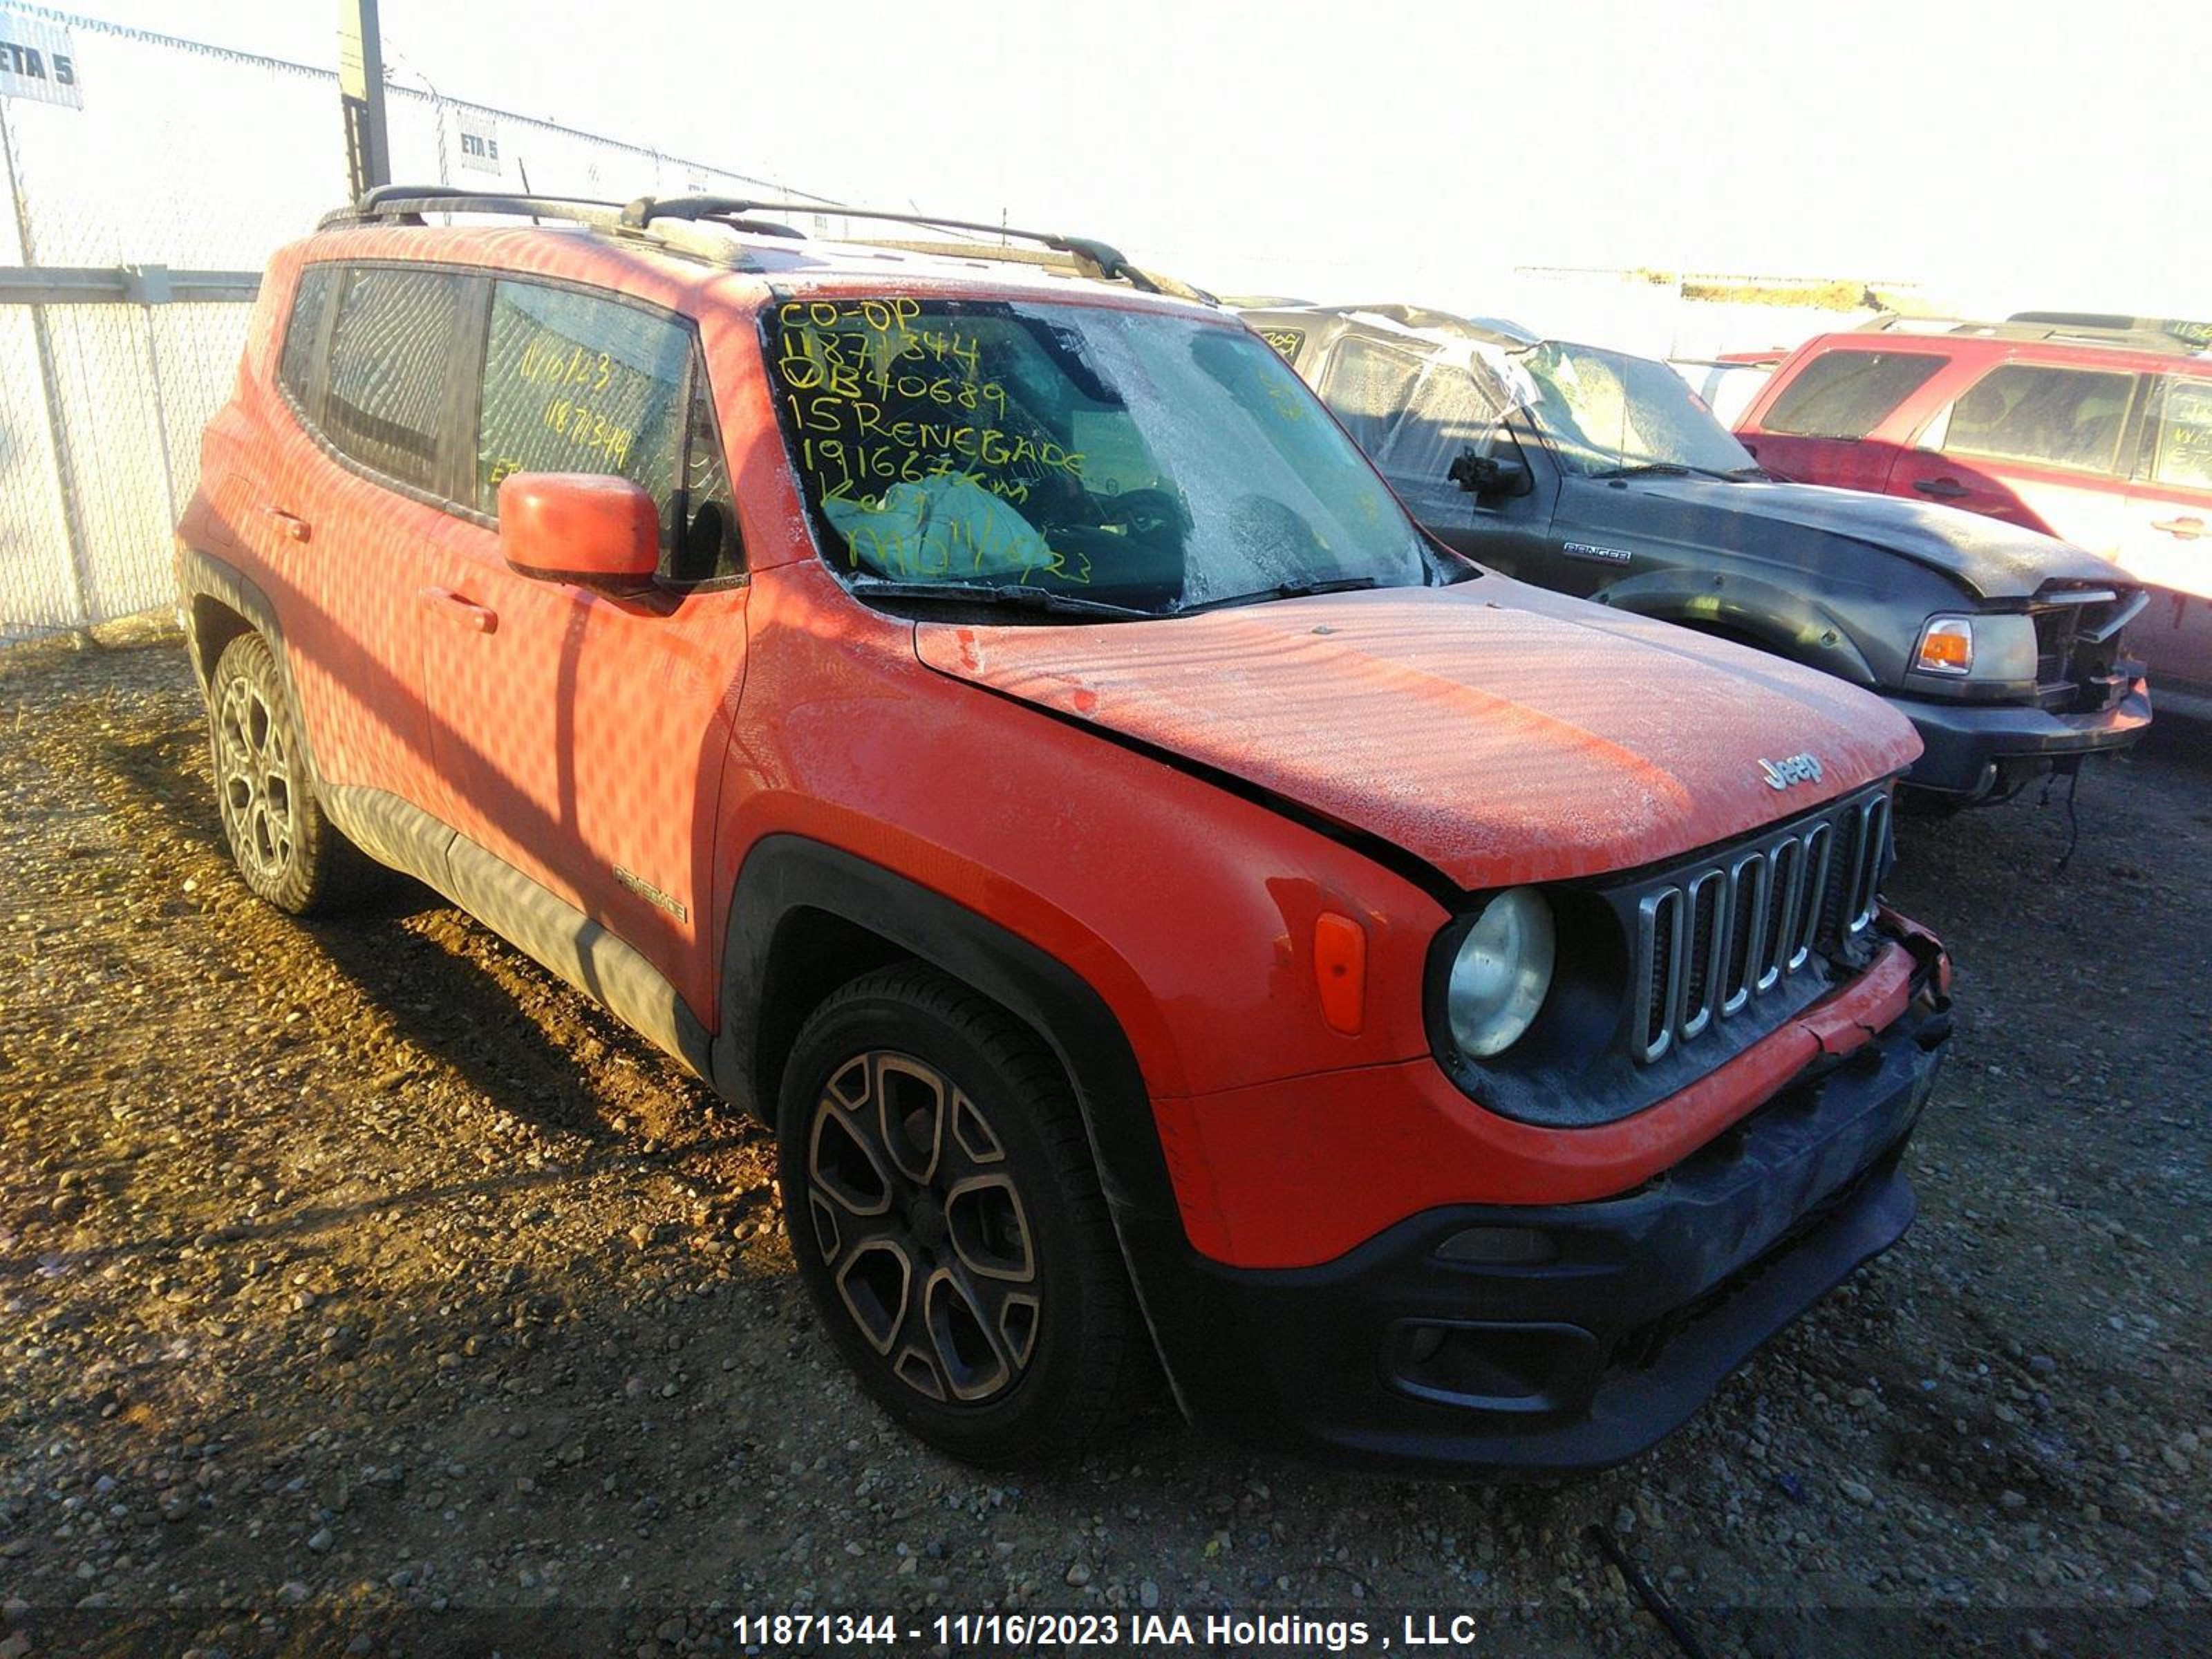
418;276;750;1011
1313;335;1557;574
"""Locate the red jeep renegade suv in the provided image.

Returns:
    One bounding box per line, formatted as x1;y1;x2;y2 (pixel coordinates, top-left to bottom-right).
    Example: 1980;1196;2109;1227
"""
175;187;1952;1473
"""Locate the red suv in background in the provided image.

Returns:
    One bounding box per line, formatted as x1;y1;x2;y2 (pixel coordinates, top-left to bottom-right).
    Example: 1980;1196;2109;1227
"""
174;187;1952;1474
1736;319;2212;709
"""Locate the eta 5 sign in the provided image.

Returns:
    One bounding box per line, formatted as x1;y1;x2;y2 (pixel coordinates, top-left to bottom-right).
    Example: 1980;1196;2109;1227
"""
0;8;82;109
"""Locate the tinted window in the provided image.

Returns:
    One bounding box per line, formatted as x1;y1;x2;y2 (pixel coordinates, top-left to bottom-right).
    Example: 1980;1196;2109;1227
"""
1319;336;1425;454
476;281;689;547
1944;364;2135;475
1761;349;1947;440
670;362;743;583
279;265;333;409
324;268;465;489
2150;379;2212;491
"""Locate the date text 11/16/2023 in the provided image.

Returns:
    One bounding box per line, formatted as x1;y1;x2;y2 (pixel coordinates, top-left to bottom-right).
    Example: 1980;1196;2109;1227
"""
731;1611;1519;1651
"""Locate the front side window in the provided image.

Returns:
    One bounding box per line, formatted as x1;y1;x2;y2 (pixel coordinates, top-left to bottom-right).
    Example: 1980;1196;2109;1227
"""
765;298;1434;615
1942;364;2137;475
323;267;466;489
1377;359;1511;484
279;265;334;410
2149;379;2212;491
1318;336;1426;456
1761;349;1947;440
476;281;690;528
1517;341;1759;480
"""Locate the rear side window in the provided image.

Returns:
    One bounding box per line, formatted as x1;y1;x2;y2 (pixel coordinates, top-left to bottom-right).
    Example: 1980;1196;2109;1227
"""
2150;379;2212;490
324;268;467;489
1761;348;1947;440
476;280;733;581
279;265;333;410
1318;336;1426;454
1943;364;2136;476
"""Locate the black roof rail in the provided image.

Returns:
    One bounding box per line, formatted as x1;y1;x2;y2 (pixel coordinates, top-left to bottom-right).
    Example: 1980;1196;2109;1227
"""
619;196;1161;293
319;185;805;260
322;186;1180;295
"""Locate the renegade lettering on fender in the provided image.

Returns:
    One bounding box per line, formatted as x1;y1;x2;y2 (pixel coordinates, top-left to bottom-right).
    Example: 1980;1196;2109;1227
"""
1758;752;1824;790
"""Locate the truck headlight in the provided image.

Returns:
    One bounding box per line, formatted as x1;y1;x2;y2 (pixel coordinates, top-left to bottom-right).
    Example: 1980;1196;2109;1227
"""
1446;888;1556;1058
1913;615;1974;675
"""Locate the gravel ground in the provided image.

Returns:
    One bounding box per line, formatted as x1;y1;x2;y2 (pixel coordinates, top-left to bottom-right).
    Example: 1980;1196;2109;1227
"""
1;619;2207;1659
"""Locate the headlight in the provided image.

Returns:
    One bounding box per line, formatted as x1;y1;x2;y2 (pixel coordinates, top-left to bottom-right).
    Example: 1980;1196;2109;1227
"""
1913;615;1974;675
1446;887;1556;1058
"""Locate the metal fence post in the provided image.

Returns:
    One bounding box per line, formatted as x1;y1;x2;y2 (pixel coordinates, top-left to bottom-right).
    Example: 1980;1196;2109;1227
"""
129;263;185;529
0;95;97;634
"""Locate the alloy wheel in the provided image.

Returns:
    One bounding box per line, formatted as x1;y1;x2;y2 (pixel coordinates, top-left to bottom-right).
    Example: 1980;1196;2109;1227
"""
214;669;298;885
805;1051;1041;1405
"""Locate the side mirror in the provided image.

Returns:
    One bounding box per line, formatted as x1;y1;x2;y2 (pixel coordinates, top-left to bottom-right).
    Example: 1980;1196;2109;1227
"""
1448;449;1533;499
498;473;659;590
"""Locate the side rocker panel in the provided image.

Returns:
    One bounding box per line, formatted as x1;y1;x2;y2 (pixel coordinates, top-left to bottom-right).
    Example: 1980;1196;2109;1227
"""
177;549;712;1080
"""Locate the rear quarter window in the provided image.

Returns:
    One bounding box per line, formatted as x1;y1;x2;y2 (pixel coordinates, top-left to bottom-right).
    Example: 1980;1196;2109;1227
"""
1760;348;1948;440
323;267;467;490
278;265;333;411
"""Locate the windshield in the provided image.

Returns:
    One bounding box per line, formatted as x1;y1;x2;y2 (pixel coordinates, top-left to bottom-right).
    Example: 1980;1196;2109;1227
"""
1515;341;1759;478
764;298;1436;615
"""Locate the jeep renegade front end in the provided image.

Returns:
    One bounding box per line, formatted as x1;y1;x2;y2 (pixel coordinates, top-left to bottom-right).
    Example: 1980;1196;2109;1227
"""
176;190;1951;1472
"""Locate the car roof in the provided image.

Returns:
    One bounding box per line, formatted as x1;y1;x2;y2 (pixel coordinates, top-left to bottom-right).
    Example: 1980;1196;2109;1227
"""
294;189;1223;324
1235;301;1539;351
1791;320;2211;377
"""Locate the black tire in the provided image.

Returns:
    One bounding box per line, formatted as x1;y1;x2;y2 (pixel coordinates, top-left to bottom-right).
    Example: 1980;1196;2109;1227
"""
776;963;1147;1465
205;632;374;915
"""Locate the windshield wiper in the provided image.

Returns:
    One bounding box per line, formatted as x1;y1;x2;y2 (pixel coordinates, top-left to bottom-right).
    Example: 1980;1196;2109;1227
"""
1184;575;1384;613
1592;462;1745;483
848;579;1156;620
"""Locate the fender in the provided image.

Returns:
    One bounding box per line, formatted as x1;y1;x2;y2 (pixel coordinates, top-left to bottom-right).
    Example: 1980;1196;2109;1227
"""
714;834;1182;1229
1593;567;1880;686
174;545;333;790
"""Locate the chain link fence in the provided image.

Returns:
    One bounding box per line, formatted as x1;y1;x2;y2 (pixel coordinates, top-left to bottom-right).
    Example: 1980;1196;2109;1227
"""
1;6;842;643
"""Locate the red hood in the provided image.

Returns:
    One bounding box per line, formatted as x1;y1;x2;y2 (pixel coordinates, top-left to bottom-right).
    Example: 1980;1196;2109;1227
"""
914;577;1921;888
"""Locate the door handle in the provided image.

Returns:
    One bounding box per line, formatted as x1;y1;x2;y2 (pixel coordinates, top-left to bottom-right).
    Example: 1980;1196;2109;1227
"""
264;507;312;543
1913;478;1969;500
2150;516;2206;540
418;586;499;635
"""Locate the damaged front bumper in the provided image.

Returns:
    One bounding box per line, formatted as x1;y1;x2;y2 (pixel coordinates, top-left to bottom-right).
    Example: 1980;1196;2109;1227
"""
1888;675;2152;800
1122;948;1952;1475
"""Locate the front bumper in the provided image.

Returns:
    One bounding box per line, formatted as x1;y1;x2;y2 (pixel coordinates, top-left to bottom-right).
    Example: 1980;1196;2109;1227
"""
1888;676;2151;798
1120;992;1950;1475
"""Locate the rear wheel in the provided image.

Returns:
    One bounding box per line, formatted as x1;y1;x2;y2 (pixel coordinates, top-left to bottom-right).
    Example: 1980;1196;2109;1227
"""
205;632;371;914
776;964;1146;1465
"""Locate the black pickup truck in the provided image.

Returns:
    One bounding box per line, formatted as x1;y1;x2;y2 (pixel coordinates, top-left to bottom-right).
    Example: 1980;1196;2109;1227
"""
1242;303;2153;805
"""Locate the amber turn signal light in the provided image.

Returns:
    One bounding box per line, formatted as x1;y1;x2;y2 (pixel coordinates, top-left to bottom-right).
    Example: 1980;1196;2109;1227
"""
1314;912;1367;1035
1913;615;1974;675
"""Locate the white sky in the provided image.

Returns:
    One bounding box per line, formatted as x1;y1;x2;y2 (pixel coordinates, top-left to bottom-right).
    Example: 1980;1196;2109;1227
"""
37;0;2212;319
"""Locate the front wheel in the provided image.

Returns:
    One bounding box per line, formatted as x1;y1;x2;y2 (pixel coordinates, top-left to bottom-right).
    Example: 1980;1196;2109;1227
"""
776;964;1147;1465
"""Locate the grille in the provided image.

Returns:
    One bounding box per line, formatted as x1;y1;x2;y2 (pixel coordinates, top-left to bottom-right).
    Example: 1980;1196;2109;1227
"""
2032;608;2079;688
2031;584;2144;713
1631;788;1891;1065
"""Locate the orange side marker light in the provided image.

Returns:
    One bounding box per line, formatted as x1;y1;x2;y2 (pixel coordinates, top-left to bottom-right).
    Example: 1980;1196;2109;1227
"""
1314;912;1367;1035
